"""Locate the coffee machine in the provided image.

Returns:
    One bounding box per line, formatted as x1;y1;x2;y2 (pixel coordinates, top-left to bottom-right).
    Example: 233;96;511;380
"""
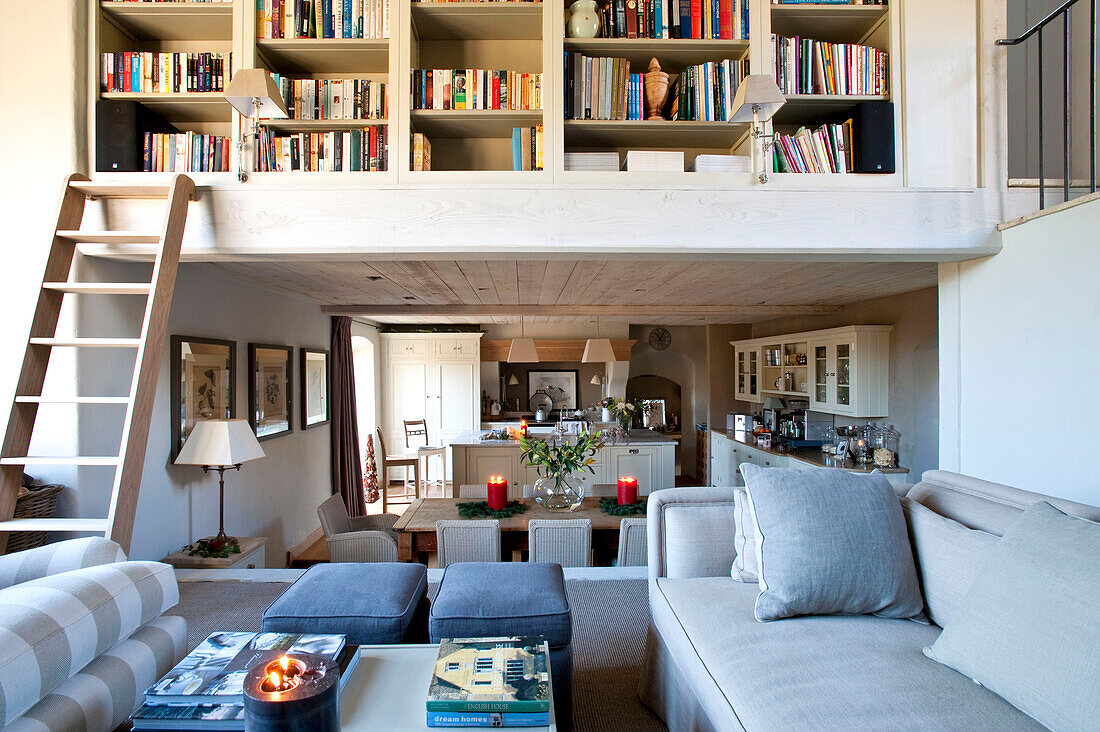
778;407;833;446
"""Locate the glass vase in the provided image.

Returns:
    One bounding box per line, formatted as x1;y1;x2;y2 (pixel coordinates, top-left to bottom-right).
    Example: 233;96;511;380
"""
532;471;584;511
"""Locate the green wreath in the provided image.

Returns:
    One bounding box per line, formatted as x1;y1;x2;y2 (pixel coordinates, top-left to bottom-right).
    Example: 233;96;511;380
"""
599;497;647;516
456;500;530;519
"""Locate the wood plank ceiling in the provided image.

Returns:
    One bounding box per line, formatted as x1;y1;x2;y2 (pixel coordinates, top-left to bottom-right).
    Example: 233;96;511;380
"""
213;260;938;325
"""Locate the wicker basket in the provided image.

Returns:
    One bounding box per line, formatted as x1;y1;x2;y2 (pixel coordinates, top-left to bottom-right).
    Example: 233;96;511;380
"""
8;484;64;553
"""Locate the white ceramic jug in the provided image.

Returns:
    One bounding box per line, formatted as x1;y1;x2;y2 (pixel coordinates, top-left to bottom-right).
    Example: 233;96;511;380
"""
566;0;601;38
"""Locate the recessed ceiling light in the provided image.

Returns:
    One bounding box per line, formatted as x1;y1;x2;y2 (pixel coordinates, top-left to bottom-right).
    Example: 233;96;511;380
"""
477;287;489;291
403;296;416;300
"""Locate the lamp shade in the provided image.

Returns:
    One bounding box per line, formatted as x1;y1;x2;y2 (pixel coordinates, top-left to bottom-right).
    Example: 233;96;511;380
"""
581;338;616;363
729;74;787;123
508;374;520;386
175;419;266;467
590;374;603;386
506;338;539;363
762;397;785;410
224;69;289;118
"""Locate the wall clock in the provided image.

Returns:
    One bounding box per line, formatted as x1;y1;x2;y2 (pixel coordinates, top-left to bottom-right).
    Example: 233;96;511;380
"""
649;327;672;351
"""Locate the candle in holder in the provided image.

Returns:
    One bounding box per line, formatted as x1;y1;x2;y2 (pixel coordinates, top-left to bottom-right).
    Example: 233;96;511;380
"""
520;418;528;438
487;475;508;511
243;652;339;732
617;476;638;505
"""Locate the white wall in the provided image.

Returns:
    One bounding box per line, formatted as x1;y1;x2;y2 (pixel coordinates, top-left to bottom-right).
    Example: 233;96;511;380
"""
940;199;1100;507
75;259;332;563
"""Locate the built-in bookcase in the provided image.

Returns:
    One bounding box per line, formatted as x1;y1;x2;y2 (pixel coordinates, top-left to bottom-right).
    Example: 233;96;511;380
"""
87;0;901;183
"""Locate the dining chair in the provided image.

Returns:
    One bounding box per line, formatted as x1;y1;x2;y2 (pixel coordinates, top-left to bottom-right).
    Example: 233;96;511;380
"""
458;484;487;499
317;494;401;563
528;518;593;567
435;519;501;567
616;516;648;567
404;418;448;498
376;427;419;511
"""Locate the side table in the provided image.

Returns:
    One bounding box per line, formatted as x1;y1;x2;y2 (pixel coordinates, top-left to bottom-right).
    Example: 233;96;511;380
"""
161;536;267;570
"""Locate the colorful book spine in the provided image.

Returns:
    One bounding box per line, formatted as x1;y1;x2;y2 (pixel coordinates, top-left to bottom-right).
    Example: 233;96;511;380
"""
426;711;552;728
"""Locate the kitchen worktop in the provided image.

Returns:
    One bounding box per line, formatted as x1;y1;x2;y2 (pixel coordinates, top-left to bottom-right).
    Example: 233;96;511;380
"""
711;427;910;475
450;428;678;447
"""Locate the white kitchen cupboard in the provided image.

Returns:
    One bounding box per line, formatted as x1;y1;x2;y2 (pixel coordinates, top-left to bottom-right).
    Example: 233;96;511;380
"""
734;345;762;403
709;431;733;486
466;448;524;498
732;326;891;418
604;446;671;496
381;333;482;482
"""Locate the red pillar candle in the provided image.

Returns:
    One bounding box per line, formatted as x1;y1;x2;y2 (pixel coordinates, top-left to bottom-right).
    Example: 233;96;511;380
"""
487;475;508;511
520;419;528;438
617;476;638;505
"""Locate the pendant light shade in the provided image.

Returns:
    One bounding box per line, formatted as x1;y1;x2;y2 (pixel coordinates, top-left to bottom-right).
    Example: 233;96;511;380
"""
582;316;616;362
507;319;539;363
590;374;603;386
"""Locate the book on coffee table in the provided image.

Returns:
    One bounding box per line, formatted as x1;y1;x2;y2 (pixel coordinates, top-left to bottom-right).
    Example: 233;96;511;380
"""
426;637;551;713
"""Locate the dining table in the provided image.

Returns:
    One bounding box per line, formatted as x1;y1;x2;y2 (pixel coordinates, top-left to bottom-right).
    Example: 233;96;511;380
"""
391;497;638;564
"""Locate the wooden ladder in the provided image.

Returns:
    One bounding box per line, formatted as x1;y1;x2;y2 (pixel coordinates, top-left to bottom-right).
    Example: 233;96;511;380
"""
0;173;195;554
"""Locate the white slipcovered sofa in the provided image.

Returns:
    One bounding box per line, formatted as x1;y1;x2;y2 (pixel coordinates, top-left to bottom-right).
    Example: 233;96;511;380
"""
639;471;1100;731
0;537;186;731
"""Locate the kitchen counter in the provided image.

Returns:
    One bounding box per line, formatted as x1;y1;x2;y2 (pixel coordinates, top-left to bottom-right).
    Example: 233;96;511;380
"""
451;428;677;447
711;427;909;475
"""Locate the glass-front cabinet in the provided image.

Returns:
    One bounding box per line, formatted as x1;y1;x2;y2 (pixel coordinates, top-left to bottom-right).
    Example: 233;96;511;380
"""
735;345;761;402
734;326;891;417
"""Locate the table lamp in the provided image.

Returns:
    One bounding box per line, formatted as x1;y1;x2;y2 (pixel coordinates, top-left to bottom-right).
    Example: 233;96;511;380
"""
224;68;289;182
728;74;787;184
175;419;266;546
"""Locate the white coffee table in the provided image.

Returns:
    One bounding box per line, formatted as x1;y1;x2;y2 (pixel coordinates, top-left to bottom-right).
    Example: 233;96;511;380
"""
341;644;557;731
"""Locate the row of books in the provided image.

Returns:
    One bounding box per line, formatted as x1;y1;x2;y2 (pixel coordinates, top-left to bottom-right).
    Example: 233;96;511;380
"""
269;74;388;120
257;127;389;172
597;0;749;40
563;55;639;120
425;637;552;728
772;35;888;96
133;633;354;730
144;133;231;172
772;1;885;5
100;52;230;94
257;0;388;40
771;122;852;173
411;70;543;111
671;58;749;121
563;151;750;172
512;126;544;171
412;132;432;171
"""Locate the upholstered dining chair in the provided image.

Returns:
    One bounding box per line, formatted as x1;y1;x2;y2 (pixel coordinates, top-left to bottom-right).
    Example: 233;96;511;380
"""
317;494;401;563
435;519;501;567
458;484;488;498
528;518;593;567
376;427;419;510
616;517;648;567
404;419;448;498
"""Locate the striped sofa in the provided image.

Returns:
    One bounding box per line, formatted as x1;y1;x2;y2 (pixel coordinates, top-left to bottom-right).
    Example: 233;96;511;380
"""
0;537;186;731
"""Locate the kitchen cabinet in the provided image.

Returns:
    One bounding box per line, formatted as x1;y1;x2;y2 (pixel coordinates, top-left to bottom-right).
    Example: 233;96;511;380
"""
466;448;523;498
381;334;482;482
735;345;762;403
710;431;733;486
605;446;668;496
732;326;890;418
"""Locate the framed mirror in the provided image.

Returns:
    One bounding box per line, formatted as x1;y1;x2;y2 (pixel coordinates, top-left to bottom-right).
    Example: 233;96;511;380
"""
170;335;236;460
300;348;330;430
248;343;293;440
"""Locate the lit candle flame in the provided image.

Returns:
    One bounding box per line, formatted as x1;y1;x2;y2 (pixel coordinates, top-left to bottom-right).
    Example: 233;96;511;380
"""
268;670;282;689
279;655;290;671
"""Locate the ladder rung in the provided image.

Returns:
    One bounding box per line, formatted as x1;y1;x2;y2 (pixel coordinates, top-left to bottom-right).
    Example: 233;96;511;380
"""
42;282;152;295
0;518;109;533
56;231;162;244
0;456;121;466
69;183;171;199
15;396;131;405
29;338;141;348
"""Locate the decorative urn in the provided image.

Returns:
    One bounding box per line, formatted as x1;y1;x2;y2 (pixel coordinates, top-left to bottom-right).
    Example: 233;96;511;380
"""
644;58;671;120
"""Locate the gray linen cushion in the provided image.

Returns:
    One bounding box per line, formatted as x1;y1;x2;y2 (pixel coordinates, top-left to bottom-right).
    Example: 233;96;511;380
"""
900;496;999;627
730;488;758;583
924;501;1100;731
740;463;924;622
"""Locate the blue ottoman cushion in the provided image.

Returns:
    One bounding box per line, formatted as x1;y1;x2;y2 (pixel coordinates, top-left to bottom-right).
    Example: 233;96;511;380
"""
263;563;427;645
429;562;572;648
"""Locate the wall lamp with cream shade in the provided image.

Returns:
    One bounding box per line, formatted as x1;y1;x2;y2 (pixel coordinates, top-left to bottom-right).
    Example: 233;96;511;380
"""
507;317;539;363
582;316;616;363
728;75;787;185
175;419;266;546
224;69;289;182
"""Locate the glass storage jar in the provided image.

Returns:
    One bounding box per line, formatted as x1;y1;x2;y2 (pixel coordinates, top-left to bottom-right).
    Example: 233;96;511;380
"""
874;425;900;468
854;423;875;464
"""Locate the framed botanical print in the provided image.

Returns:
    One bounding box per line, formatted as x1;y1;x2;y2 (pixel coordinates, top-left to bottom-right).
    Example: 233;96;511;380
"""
170;335;236;460
300;348;330;430
248;343;293;440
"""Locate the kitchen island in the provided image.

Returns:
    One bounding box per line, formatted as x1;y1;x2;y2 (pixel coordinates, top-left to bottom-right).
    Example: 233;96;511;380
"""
450;428;676;498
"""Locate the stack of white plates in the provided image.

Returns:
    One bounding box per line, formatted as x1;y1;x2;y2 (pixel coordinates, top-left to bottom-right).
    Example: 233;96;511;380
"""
689;154;752;173
564;152;620;171
623;150;685;172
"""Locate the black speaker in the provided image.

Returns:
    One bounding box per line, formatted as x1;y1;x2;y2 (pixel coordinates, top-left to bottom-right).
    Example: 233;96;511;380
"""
95;100;175;172
850;101;895;174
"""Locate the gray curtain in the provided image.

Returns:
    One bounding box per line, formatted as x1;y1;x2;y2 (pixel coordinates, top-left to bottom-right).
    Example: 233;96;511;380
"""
331;316;365;516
